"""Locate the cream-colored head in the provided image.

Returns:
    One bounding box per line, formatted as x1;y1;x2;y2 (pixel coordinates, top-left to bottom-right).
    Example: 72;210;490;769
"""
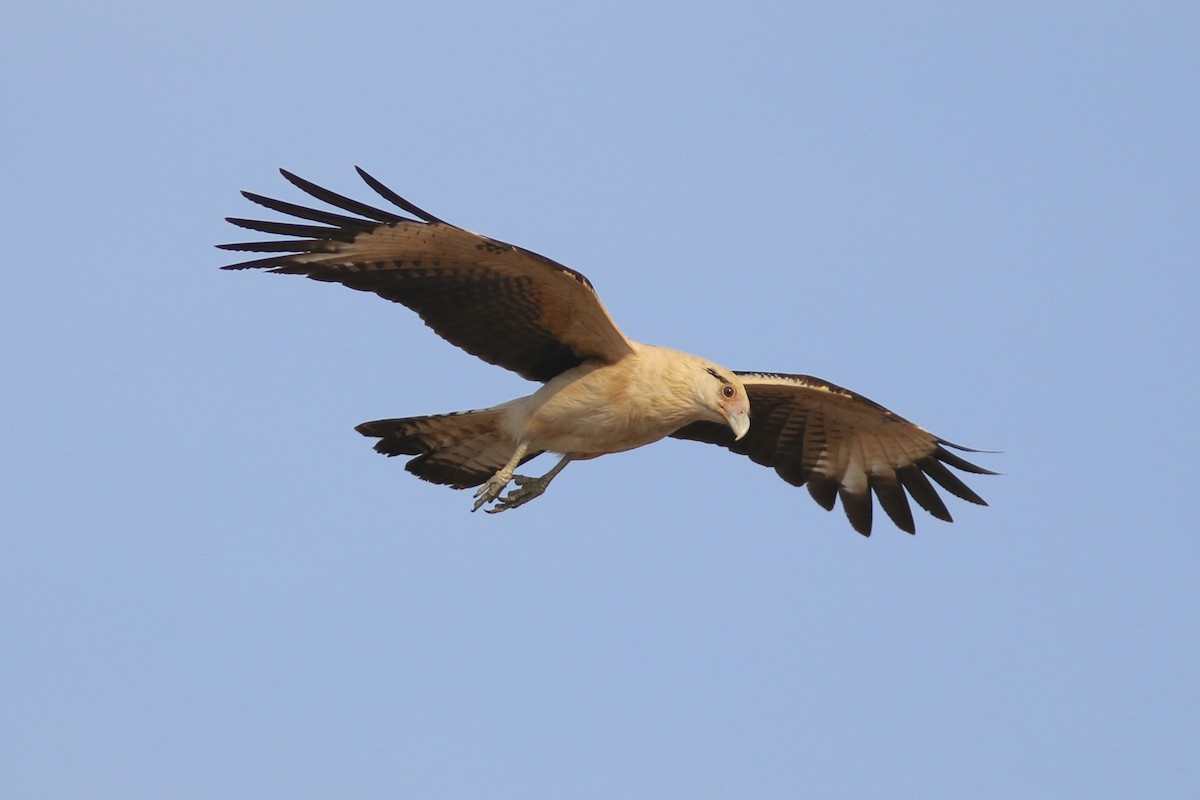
693;361;751;440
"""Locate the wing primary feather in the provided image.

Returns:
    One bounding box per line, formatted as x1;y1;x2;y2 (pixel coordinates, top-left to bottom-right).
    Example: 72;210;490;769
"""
279;169;406;223
216;239;334;254
239;191;378;232
355;166;446;224
225;217;356;242
920;457;988;506
939;439;1000;454
934;443;999;475
219;252;316;271
896;465;952;522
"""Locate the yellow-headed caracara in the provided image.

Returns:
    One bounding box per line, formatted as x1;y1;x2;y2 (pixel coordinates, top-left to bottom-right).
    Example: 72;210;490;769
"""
220;169;995;535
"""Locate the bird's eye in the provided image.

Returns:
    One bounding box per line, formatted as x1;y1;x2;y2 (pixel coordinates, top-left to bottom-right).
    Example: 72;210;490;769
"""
722;385;735;399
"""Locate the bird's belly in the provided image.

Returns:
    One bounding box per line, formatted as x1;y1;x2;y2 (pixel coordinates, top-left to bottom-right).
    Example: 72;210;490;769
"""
511;381;682;456
523;403;675;455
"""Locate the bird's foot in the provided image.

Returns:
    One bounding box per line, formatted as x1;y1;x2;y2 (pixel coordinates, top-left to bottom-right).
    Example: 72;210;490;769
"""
485;473;550;514
472;470;513;512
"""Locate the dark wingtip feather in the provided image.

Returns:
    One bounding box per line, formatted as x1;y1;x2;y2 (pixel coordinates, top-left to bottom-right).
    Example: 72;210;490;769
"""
896;465;953;523
237;190;378;231
355;166;445;224
939;438;1001;455
921;457;988;506
217;253;295;271
279;169;404;223
215;239;330;253
935;443;999;476
224;216;354;242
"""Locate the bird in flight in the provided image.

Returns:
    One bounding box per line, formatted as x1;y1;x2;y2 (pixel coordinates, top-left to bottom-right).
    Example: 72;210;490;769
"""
219;168;994;535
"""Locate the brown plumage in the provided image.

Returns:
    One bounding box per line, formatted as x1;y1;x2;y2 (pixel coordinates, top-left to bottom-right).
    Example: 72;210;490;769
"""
219;168;995;535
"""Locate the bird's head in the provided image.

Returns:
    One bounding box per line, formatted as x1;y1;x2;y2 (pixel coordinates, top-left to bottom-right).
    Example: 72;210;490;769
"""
699;364;751;441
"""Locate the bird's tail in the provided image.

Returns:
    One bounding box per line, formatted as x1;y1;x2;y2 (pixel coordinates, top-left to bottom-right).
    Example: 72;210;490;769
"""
355;408;537;489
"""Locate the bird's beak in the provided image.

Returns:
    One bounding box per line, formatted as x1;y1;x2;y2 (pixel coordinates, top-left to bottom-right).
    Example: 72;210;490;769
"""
724;407;750;441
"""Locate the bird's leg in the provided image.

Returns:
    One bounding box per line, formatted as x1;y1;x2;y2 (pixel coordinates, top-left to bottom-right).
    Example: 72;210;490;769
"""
472;441;530;512
486;455;574;514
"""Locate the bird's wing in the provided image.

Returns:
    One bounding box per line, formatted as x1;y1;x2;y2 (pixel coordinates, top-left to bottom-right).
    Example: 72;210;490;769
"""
218;168;635;382
670;372;996;535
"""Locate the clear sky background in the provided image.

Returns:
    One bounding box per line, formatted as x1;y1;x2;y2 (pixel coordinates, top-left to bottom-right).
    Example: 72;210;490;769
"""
3;2;1197;797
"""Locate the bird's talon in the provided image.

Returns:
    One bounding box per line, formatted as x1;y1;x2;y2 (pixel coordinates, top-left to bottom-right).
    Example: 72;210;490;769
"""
471;472;513;511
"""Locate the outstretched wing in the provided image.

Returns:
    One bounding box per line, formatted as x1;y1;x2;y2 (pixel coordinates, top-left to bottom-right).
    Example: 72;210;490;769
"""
218;168;635;382
670;372;996;536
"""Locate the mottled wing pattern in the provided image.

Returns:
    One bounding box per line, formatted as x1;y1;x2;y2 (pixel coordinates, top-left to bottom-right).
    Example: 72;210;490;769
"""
671;372;995;535
218;168;635;382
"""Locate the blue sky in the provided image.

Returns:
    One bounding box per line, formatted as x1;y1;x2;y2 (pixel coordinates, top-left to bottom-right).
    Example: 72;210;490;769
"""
3;1;1197;797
